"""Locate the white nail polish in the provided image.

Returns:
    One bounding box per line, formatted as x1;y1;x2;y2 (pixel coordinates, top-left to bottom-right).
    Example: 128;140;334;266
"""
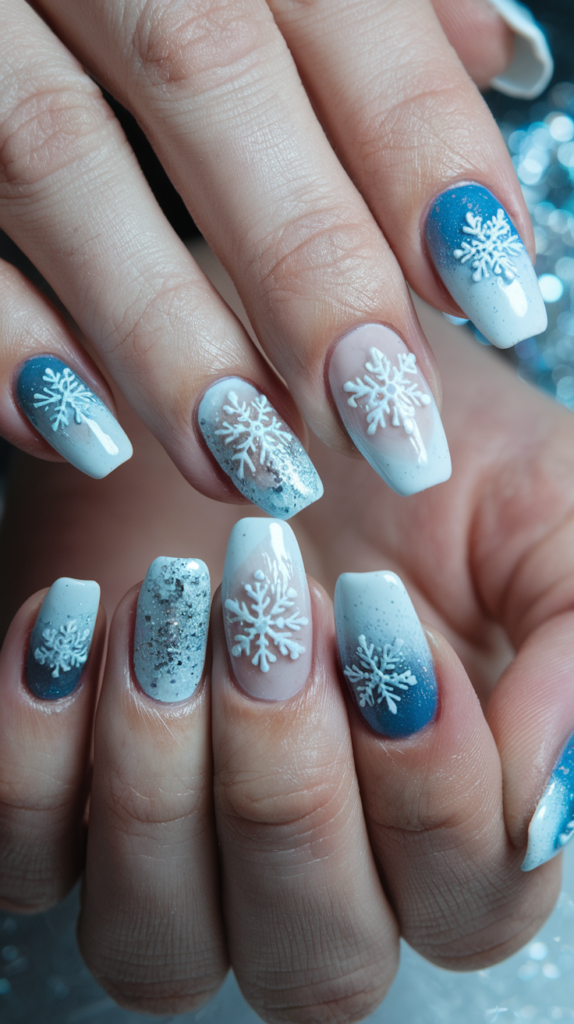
488;0;553;100
522;730;574;872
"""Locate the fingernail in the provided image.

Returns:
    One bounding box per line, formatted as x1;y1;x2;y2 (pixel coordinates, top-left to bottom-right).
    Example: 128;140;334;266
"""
488;0;553;100
222;518;312;700
334;571;437;737
522;730;574;871
425;183;547;349
198;378;323;519
133;557;211;703
17;356;133;479
329;324;451;496
27;578;100;700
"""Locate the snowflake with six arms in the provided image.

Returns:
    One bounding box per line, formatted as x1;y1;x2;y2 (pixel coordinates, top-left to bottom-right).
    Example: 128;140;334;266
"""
453;208;523;282
33;367;95;432
215;391;292;479
34;620;92;679
344;635;418;714
343;346;431;437
225;557;308;673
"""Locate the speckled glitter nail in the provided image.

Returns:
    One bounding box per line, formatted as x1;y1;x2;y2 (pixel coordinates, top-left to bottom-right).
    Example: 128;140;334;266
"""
522;730;574;871
198;378;323;519
334;571;437;738
27;578;100;700
133;557;211;703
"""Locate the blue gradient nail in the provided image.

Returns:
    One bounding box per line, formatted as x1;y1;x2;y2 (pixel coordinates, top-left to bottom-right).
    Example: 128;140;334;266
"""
17;356;132;479
334;571;437;738
425;183;547;348
133;557;211;703
27;578;100;700
522;730;574;872
198;378;323;519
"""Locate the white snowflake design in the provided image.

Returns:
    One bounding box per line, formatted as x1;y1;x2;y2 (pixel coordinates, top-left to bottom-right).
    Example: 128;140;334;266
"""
343;347;431;437
225;555;308;673
32;367;95;432
34;620;91;678
453;208;523;282
215;391;292;479
344;635;417;714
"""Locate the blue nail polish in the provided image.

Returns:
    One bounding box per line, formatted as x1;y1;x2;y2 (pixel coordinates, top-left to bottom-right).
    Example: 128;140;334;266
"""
133;557;211;703
425;183;547;349
522;730;574;871
334;571;437;738
17;356;133;479
27;578;100;700
198;378;323;519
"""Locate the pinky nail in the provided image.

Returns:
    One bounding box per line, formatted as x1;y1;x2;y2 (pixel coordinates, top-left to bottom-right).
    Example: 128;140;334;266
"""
27;578;100;700
522;730;574;871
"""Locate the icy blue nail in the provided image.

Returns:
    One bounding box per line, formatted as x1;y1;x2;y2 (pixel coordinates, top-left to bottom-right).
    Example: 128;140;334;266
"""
334;571;437;738
198;378;323;519
27;578;100;700
425;183;547;349
522;730;574;871
133;557;211;703
17;356;132;479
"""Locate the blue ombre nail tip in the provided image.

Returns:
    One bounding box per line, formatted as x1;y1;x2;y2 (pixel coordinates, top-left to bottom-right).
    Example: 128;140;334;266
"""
522;731;574;872
198;378;323;520
27;578;100;700
133;557;211;703
425;183;547;349
17;356;132;479
334;571;437;738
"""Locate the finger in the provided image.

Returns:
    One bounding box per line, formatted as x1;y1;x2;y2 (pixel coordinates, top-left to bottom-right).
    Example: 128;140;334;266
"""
0;577;102;913
213;518;398;1024
38;0;452;497
78;558;227;1015
268;0;547;348
334;570;557;970
431;0;515;89
0;1;321;516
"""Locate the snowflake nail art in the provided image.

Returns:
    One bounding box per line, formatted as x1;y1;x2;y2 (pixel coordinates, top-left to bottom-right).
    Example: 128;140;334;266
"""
343;347;431;438
198;378;323;519
452;208;523;282
27;578;100;700
335;571;436;738
523;730;574;872
222;518;312;700
32;367;95;432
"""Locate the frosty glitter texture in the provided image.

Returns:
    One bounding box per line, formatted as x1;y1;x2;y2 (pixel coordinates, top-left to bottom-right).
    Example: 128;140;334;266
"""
27;578;100;700
522;729;574;871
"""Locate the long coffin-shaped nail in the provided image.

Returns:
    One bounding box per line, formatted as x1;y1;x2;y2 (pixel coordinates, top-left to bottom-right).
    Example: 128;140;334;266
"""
198;378;323;519
222;518;312;701
329;324;451;496
522;730;574;871
17;356;133;479
425;183;547;349
27;578;100;700
334;571;437;738
133;557;211;703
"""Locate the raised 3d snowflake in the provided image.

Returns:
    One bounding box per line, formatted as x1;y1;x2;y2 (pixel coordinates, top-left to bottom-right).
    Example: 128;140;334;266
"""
225;557;308;673
34;621;91;678
215;391;292;479
453;208;523;282
343;347;431;436
344;635;417;714
33;367;95;432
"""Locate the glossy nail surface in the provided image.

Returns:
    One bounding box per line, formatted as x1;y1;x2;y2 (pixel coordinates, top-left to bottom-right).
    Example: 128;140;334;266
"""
17;356;133;479
522;730;574;872
133;557;211;703
425;183;547;348
335;571;437;738
222;518;312;701
329;324;451;496
27;578;100;700
198;378;323;519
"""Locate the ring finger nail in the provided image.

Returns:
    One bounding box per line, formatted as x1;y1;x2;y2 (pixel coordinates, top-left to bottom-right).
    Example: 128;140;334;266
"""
222;518;312;701
329;324;451;495
17;356;133;479
522;730;574;871
334;571;437;737
27;578;100;700
198;378;323;519
425;183;547;349
133;557;211;703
